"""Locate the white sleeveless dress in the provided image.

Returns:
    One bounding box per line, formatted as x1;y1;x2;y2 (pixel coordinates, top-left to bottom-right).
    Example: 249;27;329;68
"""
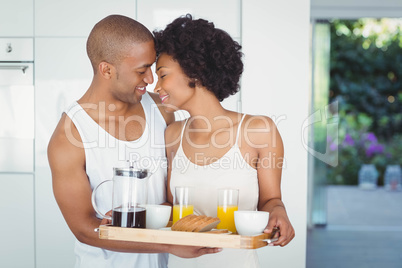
169;114;260;268
64;92;169;268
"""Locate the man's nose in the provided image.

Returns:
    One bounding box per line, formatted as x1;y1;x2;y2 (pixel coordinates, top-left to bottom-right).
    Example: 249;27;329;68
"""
144;67;154;85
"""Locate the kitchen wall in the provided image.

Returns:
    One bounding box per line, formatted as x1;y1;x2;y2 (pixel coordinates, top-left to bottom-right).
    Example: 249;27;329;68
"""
242;1;310;266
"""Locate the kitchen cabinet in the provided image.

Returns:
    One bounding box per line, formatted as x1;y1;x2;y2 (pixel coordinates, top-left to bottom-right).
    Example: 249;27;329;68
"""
35;167;75;268
35;37;92;168
0;38;34;173
35;0;136;37
0;173;34;268
137;0;241;38
0;0;34;36
35;37;92;267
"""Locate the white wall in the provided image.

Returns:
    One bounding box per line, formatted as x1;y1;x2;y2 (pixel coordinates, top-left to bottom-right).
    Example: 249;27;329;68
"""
242;1;310;267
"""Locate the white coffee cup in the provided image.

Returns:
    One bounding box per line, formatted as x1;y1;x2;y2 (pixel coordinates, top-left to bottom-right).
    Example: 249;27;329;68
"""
144;204;171;229
234;210;269;236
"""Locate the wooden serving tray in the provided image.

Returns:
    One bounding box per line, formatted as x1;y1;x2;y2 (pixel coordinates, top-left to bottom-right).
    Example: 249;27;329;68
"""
98;225;275;249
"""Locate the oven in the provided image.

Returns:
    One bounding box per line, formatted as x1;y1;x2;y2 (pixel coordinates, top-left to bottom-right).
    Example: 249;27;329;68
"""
0;38;34;173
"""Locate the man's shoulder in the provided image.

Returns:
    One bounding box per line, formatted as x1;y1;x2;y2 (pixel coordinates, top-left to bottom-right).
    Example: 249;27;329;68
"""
48;113;83;155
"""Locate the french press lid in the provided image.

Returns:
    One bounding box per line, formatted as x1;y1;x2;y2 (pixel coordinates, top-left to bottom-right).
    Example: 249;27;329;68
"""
113;161;150;179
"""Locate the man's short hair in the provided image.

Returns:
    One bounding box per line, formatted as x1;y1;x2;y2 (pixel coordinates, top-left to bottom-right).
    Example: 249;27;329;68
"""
87;14;153;73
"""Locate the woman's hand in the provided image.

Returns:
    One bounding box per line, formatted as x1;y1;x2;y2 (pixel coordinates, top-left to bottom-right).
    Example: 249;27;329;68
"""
168;245;222;258
264;206;295;247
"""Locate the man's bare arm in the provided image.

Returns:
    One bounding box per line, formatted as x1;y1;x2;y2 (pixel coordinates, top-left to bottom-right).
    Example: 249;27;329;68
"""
48;113;218;257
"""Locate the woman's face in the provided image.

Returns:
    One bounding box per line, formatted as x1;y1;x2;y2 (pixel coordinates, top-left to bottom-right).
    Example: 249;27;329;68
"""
154;53;196;112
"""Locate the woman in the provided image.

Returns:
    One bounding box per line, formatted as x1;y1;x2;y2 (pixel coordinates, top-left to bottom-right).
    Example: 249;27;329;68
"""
153;15;295;267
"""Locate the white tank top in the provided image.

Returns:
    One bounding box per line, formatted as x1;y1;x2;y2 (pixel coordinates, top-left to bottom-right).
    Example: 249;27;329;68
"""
169;114;260;268
65;92;168;268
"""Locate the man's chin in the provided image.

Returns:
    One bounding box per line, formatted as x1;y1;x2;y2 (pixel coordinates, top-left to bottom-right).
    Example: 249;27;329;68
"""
127;95;142;105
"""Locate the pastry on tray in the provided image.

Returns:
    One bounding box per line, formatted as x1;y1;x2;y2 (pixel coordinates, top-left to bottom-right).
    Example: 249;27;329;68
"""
171;214;221;232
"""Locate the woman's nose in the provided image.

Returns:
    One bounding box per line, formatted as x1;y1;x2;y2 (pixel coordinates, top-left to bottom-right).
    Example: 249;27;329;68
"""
154;80;161;93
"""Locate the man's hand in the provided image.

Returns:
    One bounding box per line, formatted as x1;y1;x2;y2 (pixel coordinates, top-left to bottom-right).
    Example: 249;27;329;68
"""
99;210;112;225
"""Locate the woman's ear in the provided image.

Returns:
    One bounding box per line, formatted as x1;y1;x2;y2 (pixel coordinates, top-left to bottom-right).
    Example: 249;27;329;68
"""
189;78;199;88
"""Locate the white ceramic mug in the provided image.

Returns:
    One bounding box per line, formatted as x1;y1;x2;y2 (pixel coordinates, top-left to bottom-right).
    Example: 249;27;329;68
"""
144;204;171;229
234;210;269;236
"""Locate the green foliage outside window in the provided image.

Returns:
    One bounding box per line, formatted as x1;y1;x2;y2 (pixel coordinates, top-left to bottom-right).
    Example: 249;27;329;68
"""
327;19;402;185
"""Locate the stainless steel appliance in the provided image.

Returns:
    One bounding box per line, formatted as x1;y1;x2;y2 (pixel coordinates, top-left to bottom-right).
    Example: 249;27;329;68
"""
0;38;34;173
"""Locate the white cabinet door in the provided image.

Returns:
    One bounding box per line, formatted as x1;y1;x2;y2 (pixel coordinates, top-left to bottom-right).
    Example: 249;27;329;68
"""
0;173;34;268
35;167;76;268
35;0;136;37
35;37;92;168
35;37;92;267
137;0;240;38
0;0;33;36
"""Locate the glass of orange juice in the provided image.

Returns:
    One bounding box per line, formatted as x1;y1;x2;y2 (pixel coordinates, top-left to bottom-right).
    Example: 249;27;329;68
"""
172;186;193;224
217;188;239;233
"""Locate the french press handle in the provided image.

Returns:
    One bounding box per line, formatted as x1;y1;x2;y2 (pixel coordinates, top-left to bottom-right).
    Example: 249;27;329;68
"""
91;180;113;220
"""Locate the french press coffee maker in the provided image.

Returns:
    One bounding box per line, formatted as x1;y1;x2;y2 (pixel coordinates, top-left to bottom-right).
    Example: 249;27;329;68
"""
91;162;151;228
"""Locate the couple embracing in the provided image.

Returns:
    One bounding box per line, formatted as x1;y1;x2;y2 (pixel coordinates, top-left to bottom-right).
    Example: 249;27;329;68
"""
48;14;294;268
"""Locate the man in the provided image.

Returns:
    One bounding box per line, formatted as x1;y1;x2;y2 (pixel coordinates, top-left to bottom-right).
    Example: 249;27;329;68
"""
48;15;220;268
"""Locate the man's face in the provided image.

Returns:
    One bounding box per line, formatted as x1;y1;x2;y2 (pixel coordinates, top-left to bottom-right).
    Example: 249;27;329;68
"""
111;40;156;104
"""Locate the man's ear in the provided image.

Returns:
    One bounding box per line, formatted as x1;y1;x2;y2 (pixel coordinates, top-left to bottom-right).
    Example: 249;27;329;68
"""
98;62;114;79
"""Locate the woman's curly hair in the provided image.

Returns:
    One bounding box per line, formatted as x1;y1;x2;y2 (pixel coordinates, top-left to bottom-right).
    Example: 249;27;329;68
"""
153;14;243;101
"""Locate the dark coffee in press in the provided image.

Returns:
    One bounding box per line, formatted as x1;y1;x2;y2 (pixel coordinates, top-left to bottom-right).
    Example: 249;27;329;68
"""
112;206;146;228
